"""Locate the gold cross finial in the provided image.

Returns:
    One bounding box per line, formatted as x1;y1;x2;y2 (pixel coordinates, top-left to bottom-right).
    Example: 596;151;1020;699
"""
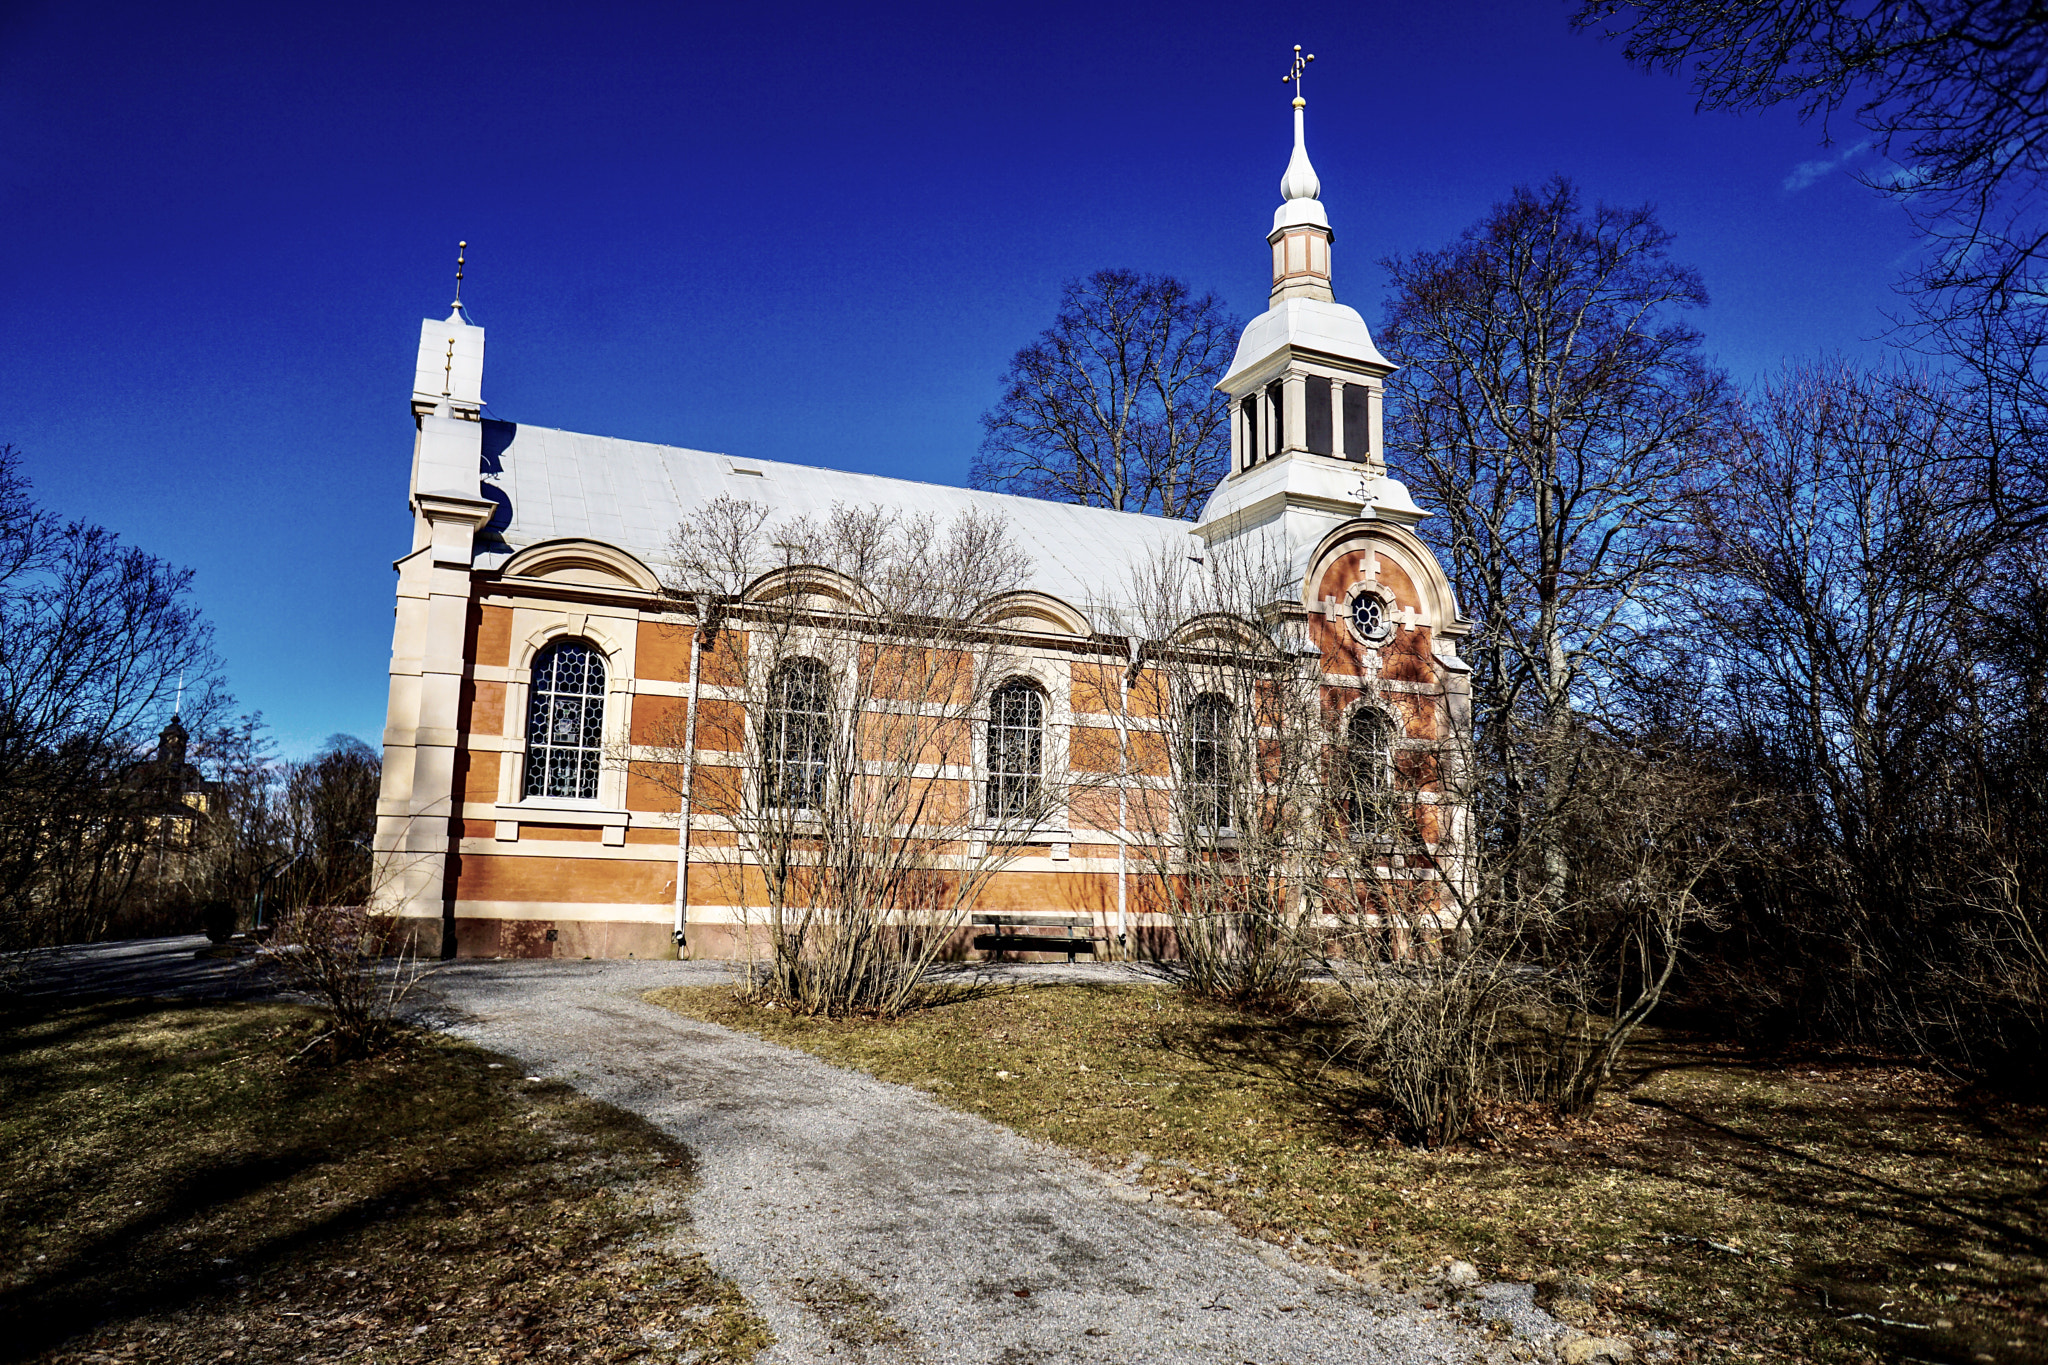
1284;44;1314;99
453;240;468;312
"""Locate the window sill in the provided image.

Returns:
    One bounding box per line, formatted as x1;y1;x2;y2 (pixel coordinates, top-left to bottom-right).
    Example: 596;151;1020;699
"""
505;800;627;825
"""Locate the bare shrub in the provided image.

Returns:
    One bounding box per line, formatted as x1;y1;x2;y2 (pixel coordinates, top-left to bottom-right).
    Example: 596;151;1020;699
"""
262;903;424;1059
1342;959;1526;1148
1518;739;1734;1112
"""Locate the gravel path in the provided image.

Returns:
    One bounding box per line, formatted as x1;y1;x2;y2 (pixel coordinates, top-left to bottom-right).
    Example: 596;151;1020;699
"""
20;941;1566;1364
414;959;1560;1365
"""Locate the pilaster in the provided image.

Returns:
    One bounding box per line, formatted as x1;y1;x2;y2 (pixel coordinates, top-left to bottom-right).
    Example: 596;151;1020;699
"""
374;371;495;951
1282;373;1310;454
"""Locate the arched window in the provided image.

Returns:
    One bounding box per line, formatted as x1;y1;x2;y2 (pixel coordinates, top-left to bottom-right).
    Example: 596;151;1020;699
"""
986;680;1044;820
763;657;830;811
1346;707;1395;825
1185;693;1233;830
524;639;607;800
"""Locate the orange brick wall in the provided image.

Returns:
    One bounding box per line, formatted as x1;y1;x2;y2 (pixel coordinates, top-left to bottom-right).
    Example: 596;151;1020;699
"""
461;854;673;904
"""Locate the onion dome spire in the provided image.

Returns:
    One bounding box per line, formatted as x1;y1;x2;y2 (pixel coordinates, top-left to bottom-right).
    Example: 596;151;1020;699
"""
1268;47;1333;306
1280;97;1321;202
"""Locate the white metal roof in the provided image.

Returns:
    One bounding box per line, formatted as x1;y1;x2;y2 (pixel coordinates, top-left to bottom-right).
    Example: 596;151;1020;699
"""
474;421;1202;625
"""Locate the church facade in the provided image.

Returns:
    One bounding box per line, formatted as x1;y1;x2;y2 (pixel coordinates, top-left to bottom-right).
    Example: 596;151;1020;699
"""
371;92;1472;960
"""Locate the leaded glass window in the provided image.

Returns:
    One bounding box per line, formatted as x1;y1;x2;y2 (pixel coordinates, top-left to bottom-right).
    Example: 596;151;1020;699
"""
763;658;831;811
1185;693;1233;830
986;680;1044;820
524;640;607;800
1350;591;1386;638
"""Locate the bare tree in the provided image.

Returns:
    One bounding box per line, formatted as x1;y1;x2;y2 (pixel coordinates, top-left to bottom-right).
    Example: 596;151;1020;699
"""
0;445;222;950
280;735;381;908
1102;541;1328;1008
650;497;1088;1016
1380;177;1733;918
974;270;1240;519
1685;362;2045;1073
1574;0;2048;476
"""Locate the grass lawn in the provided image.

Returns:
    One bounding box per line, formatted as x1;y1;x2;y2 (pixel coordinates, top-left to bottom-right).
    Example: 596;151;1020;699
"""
0;998;769;1365
649;981;2048;1365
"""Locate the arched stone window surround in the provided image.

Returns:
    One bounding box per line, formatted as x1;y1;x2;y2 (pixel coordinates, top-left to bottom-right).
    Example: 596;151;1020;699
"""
973;591;1094;638
505;619;631;810
1167;610;1280;656
740;564;875;615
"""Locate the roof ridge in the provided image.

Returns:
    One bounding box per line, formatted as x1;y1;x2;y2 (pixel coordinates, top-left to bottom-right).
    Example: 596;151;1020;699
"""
483;418;1198;530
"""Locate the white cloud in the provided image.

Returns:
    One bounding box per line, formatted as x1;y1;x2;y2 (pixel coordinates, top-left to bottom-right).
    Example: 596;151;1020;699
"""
1783;140;1873;192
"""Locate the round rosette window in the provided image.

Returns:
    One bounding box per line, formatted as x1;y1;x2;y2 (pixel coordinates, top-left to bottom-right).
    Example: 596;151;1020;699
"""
1348;590;1392;642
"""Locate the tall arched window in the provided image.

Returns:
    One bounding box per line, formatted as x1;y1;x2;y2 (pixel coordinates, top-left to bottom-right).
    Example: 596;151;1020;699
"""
986;680;1044;820
1185;693;1233;830
524;640;607;800
763;657;831;811
1346;707;1395;826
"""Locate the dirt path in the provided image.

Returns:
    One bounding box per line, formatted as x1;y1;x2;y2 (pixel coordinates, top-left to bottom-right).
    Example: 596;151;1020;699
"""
414;958;1556;1365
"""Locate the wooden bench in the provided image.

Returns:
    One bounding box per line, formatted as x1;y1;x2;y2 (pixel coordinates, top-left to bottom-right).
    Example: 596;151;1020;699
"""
970;913;1108;964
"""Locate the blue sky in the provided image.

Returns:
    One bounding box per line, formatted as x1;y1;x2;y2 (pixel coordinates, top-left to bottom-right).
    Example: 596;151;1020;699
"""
0;0;1918;757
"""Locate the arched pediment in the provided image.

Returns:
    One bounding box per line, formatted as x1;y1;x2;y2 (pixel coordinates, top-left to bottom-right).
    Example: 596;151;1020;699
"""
500;539;661;593
1168;611;1278;655
974;590;1094;637
741;564;875;614
1304;520;1466;634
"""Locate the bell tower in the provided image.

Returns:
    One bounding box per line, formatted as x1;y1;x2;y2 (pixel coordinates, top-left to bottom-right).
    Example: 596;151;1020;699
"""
1194;52;1426;579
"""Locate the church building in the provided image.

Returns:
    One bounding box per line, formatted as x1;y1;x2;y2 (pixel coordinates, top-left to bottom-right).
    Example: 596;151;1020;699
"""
372;86;1471;960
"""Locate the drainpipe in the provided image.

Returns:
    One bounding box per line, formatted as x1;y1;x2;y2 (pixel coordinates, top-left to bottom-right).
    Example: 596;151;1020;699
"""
1116;636;1144;952
671;591;711;951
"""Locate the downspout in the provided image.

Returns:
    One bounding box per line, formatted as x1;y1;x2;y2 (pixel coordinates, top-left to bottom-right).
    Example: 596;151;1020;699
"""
671;591;711;951
1117;636;1144;952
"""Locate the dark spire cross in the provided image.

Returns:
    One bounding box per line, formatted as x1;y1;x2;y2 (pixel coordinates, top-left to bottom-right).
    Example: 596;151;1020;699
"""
1284;44;1314;98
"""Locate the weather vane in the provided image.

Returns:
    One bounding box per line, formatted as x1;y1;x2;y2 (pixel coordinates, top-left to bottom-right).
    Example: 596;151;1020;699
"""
453;240;468;312
1284;44;1314;98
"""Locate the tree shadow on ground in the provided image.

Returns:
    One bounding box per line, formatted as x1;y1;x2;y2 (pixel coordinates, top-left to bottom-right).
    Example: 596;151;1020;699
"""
0;998;762;1365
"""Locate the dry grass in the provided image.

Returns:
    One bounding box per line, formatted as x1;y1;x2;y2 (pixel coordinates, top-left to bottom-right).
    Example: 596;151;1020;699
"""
649;981;2048;1365
0;998;769;1364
